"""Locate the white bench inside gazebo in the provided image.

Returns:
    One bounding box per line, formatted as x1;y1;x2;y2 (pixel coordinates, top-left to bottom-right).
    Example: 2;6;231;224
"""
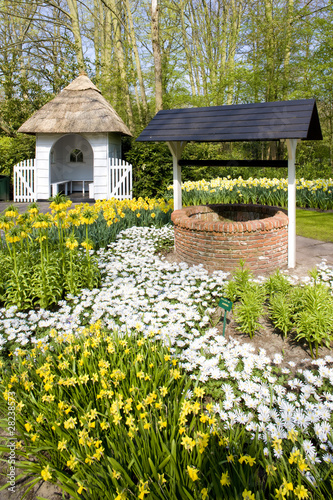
50;179;93;197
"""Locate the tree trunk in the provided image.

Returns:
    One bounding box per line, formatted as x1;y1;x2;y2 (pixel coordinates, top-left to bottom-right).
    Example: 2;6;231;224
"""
179;0;196;97
124;0;148;121
219;3;228;104
151;0;163;112
263;0;276;101
189;1;208;100
108;0;134;130
282;0;294;99
66;0;85;71
226;0;243;105
93;0;101;83
103;3;112;84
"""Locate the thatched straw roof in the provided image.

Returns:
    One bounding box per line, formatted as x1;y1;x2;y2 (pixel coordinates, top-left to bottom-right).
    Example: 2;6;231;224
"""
18;74;132;136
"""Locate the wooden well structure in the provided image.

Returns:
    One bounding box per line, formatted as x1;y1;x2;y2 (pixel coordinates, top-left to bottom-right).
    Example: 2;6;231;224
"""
137;99;322;269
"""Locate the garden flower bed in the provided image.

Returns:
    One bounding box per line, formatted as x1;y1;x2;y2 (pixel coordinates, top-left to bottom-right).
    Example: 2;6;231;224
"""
166;177;333;210
0;199;333;499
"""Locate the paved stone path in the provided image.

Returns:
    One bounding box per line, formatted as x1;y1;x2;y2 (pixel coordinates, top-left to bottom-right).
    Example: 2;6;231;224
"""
0;197;93;214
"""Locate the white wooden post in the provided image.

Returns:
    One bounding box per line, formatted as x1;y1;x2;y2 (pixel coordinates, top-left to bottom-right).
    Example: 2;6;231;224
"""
167;141;187;211
286;138;298;268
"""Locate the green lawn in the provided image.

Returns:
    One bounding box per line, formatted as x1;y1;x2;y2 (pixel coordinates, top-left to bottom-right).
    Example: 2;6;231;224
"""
296;209;333;242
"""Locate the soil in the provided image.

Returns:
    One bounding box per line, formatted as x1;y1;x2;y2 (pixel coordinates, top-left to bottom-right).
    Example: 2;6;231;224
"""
218;311;332;374
0;455;66;500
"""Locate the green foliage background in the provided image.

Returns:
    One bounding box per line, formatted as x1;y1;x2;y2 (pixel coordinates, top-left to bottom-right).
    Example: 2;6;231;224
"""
1;1;333;197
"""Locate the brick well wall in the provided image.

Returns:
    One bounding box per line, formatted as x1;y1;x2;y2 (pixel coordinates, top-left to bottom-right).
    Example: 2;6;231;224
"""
171;204;289;273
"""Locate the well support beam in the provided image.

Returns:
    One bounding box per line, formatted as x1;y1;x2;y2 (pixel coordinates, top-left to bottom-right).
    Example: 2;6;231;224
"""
286;138;298;268
167;141;187;211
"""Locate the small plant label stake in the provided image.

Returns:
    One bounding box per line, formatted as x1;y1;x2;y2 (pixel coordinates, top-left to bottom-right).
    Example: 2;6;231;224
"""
218;297;233;337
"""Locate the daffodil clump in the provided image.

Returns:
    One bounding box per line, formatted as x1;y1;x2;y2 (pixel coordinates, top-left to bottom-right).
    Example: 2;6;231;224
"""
166;177;333;210
96;196;173;228
0;197;100;310
2;322;332;499
0;196;172;311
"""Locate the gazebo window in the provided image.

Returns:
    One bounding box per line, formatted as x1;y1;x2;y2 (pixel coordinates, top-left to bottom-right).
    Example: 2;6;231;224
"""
70;149;84;162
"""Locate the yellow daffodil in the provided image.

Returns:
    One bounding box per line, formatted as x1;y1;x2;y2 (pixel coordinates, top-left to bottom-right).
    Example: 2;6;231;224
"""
220;470;231;488
24;422;32;433
194;387;205;398
181;435;196;451
58;439;67;451
242;489;255;500
115;490;127;500
138;480;149;499
187;465;199;481
77;482;87;495
158;473;166;484
158;419;167;430
294;485;309;499
41;465;52;482
201;489;208;499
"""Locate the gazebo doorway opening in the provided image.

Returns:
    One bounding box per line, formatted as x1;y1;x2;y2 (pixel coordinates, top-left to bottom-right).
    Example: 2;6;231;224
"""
50;134;93;197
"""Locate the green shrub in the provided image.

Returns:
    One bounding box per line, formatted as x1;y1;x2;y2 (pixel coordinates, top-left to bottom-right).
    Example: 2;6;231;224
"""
268;292;294;338
294;283;333;358
234;284;266;338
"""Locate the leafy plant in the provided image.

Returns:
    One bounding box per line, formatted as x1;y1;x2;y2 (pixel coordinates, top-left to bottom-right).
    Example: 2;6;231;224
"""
4;265;33;310
234;284;266;338
268;292;294;338
294;283;333;358
265;269;292;297
224;260;254;302
31;252;63;309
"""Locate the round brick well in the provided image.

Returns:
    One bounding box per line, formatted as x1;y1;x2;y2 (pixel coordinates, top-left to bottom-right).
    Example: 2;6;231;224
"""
171;204;289;273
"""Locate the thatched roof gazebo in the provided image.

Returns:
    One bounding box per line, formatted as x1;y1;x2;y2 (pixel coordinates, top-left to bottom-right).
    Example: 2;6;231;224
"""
18;73;131;136
16;73;132;201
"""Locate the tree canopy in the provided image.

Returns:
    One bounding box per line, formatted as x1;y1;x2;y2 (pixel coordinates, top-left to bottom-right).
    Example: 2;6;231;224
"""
1;0;332;185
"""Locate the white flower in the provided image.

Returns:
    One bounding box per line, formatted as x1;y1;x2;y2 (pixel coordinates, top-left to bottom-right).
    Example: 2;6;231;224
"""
302;439;317;460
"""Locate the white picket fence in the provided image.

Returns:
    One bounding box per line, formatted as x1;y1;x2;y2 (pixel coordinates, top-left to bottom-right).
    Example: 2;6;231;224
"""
13;159;36;202
13;158;133;202
109;157;132;200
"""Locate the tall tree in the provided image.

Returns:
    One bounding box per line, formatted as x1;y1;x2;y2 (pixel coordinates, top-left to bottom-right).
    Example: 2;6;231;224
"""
151;0;163;112
108;0;134;130
124;0;148;122
66;0;85;71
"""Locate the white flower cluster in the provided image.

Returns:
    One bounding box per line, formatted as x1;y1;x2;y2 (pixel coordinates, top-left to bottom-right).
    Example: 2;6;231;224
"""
1;225;332;464
0;226;226;351
179;329;333;463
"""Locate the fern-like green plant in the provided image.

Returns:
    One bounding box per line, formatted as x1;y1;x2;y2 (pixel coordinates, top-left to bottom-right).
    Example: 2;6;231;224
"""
224;260;254;302
234;284;266;338
265;269;292;297
268;292;294;338
294;283;333;358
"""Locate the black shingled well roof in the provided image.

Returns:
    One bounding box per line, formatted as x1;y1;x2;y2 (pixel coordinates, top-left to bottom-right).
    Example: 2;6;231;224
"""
136;99;322;143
